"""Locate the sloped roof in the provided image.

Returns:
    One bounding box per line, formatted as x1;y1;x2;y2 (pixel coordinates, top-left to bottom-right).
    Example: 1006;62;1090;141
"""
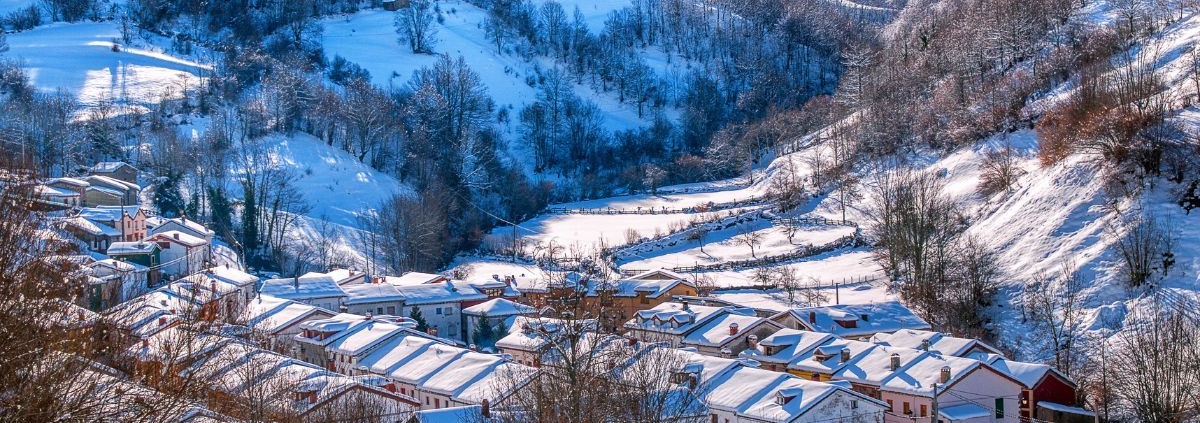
91;161;135;173
393;280;486;305
108;241;158;255
784;300;930;338
357;334;441;375
150;230;208;247
384;272;448;286
261;274;346;301
413;406;483;423
326;320;407;355
386;343;469;385
625;302;730;335
85;175;140;191
64;217;121;237
682;312;776;348
879;353;989;396
79;205;144;223
787;338;878;375
871;329;1000;357
749;329;835;365
343;283;405;305
244;294;333;334
48;177;89;187
463;298;535;316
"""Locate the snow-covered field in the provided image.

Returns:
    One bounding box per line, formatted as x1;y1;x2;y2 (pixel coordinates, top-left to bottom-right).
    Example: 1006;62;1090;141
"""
5;22;210;108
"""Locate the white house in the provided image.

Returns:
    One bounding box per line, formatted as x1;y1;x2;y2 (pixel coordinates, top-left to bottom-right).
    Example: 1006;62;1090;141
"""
391;280;487;341
771;301;931;340
462;298;535;347
260;273;347;311
148;217;216;245
146;230;210;278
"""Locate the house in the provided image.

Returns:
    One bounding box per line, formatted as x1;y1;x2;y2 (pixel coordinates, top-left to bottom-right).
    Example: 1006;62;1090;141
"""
464;275;520;301
835;346;1022;423
494;316;581;367
243;294;336;353
83;175;140;206
147;231;211;279
149;217;216;245
343;282;406;316
47;177;90;198
59;216;120;252
107;241;162;269
104;288;196;342
175;266;260;321
385;272;450;286
583;269;700;332
771;301;931;340
89;161;138;184
80;206;148;242
391;280;488;341
325;268;368;286
88;258;151;309
871;329;1004;358
462;298;535;347
293;313;372;369
786;338;879;382
260;273;347;311
186;343;417;420
385;342;470;408
35;183;81;209
325;318;412;375
974;354;1092;423
740;329;836;373
624;302;779;357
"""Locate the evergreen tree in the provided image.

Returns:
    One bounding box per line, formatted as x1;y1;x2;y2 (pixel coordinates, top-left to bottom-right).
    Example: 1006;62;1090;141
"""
208;186;232;239
472;312;494;347
184;191;200;219
153;173;186;217
240;180;259;263
409;305;429;333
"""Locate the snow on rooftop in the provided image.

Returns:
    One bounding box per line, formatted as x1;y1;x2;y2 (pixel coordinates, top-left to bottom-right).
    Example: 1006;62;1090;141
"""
463;298;535;316
91;161;134;173
974;354;1057;389
938;403;991;420
455;361;536;404
79;205;144;222
683;312;772;348
107;241;157;255
387;344;469;385
342;283;404;305
736;377;844;422
260;274;346;301
702;366;792;411
64;217;120;237
627;302;728;335
788;339;877;375
788;300;930;338
152;230;208;247
412;405;483;423
419;352;503;396
880;353;984;396
385;272;448;286
244;295;330;333
49;177;89;187
393;281;486;305
85;175;140;191
327;320;407;355
753;329;835;364
357;334;440;375
832;345;925;386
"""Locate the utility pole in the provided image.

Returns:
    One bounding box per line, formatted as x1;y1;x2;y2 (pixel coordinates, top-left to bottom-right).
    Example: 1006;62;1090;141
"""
930;383;939;423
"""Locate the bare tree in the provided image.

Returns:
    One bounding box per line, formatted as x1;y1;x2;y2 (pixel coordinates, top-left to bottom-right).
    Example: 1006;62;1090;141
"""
1113;213;1176;288
977;143;1026;196
733;226;764;259
1024;263;1087;378
1107;303;1200;422
395;0;438;54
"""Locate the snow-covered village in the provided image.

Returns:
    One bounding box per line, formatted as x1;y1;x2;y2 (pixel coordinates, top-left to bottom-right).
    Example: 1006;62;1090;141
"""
1;0;1199;421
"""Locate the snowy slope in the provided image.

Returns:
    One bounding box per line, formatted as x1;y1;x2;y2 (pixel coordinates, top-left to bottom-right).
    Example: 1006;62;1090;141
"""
5;22;210;108
320;0;650;135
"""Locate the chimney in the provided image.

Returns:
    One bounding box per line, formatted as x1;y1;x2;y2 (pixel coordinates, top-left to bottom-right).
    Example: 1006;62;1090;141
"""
808;311;817;324
173;233;179;240
920;339;931;351
364;312;373;320
840;348;851;363
728;322;739;336
308;391;318;404
889;353;901;371
469;344;478;351
940;366;952;384
293;276;299;288
210;281;217;293
860;313;869;322
141;337;149;348
481;399;491;418
748;334;759;350
385;383;396;393
681;300;689;311
158;316;167;326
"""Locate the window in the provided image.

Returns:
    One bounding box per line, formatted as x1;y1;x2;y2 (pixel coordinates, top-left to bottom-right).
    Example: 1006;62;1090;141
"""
811;373;820;381
903;402;911;415
434;398;440;408
995;398;1005;418
377;307;384;315
436;308;442;315
851;400;858;409
886;400;893;411
920;404;927;416
445;307;454;315
710;414;717;423
386;306;395;315
425;398;429;405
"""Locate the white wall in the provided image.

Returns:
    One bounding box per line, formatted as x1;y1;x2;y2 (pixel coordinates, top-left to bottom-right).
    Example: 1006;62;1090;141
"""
413;302;463;341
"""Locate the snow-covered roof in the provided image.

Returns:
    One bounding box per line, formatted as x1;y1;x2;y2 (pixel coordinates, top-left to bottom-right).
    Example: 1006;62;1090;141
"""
64;217;121;237
85;175;140;191
342;283;405;305
787;338;878;375
1037;401;1095;416
324;268;366;285
387;343;469;385
455;360;536;404
150;217;215;237
682;312;776;348
939;403;991;420
495;316;566;352
48;177;89;187
244;295;334;334
357;334;442;375
626;302;739;335
79;205;144;223
412;406;483;423
90;258;147;272
151;230;208;247
625;268;689;281
260;274;346;301
393;280;487;305
832;345;925;386
327;320;407;356
973;353;1066;389
749;329;835;365
107;241;158;255
419;352;503;395
735;377;849;422
871;329;1000;357
701;365;793;411
879;353;987;396
590;277;692;299
784;301;931;338
384;272;448;286
91;161;135;173
36;184;77;198
195;266;259;288
463;298;535;316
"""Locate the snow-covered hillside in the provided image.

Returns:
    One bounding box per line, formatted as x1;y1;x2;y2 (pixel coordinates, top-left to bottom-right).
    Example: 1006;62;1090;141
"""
5;22;210;109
